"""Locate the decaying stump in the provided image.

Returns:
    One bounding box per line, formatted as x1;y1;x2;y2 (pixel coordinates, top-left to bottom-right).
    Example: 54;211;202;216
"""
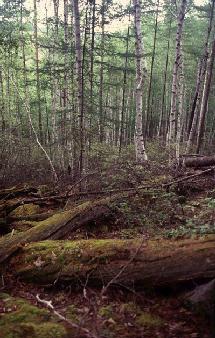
10;235;215;287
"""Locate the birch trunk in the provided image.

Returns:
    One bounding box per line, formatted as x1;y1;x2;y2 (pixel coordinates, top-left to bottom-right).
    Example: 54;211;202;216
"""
158;18;171;138
133;0;148;162
176;57;184;162
119;25;130;154
168;0;187;143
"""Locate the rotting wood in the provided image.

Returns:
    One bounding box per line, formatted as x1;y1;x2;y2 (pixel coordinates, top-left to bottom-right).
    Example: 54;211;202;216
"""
10;235;215;287
180;155;215;168
0;167;214;215
0;194;127;263
0;186;38;200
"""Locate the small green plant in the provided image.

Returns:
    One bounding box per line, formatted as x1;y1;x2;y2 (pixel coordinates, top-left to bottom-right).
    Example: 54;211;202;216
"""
205;197;215;209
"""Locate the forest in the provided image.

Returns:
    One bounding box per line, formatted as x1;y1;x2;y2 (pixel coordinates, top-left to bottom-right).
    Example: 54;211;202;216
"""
0;0;215;337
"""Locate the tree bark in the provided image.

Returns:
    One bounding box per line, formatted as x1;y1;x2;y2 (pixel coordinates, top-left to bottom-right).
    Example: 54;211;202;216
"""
145;0;159;138
133;0;148;162
33;0;43;143
0;195;124;263
196;35;215;153
99;0;105;143
187;0;215;153
180;155;215;167
119;25;130;154
158;18;171;138
72;0;85;174
10;235;215;287
168;0;187;143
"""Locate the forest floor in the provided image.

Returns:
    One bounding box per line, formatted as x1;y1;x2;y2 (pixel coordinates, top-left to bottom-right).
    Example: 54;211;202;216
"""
0;144;214;337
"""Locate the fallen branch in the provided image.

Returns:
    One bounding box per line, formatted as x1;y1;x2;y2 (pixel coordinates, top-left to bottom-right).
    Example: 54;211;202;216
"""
1;168;213;218
36;294;97;338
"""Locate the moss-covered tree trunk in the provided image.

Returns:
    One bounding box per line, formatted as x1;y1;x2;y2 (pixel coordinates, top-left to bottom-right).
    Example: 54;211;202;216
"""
0;197;115;263
10;235;215;287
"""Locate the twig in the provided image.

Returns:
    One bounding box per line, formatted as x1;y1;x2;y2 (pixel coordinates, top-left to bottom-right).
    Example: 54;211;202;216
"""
3;67;58;182
101;237;145;295
4;167;214;208
162;166;215;187
36;294;97;338
65;171;97;197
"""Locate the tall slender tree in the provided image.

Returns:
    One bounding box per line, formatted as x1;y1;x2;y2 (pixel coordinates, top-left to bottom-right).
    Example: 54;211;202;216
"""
72;0;85;174
133;0;148;162
168;0;187;143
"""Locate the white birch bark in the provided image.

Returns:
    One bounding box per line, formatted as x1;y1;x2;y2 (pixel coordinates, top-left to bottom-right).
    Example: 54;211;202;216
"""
133;0;148;162
168;0;187;143
176;57;185;163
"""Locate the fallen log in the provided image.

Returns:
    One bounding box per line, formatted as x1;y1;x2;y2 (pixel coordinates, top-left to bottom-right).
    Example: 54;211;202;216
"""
0;185;38;200
0;195;122;263
10;235;215;287
181;155;215;168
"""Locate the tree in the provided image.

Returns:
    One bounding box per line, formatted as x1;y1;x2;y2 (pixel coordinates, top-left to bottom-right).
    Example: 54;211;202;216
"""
168;0;187;144
72;0;85;175
133;0;148;162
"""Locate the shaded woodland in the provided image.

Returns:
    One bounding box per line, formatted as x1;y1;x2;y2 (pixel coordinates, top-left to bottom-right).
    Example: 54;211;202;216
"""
0;0;215;337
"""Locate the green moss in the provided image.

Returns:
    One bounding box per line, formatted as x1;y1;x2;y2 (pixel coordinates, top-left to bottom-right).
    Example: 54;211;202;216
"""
0;294;67;338
65;305;78;322
136;312;164;327
121;301;141;314
99;305;114;318
9;204;41;217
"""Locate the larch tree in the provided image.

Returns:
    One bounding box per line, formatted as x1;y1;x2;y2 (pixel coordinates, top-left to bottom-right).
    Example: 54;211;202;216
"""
196;33;215;153
133;0;148;162
33;0;43;143
72;0;85;175
187;0;215;153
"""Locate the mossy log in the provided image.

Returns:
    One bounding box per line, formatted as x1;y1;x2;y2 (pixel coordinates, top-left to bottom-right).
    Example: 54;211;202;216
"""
0;186;38;200
11;235;215;287
0;195;121;263
181;155;215;167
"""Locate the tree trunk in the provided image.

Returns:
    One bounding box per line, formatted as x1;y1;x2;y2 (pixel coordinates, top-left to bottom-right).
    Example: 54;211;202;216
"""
176;54;185;162
133;0;148;162
119;25;130;154
33;0;43;143
10;235;215;288
196;35;215;153
186;60;205;153
145;0;159;138
180;155;215;167
168;0;187;143
0;194;128;263
99;0;105;143
72;0;85;174
187;0;215;153
158;18;171;138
